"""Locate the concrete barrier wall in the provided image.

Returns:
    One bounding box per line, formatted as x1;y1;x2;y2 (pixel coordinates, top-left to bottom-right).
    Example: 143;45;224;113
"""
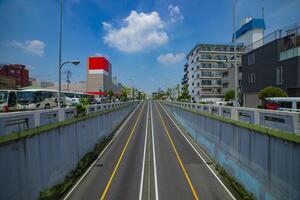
164;103;300;200
171;101;300;135
0;102;137;200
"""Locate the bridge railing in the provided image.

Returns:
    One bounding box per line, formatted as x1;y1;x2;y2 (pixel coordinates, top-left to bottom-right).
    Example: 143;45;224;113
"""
0;101;136;136
164;101;300;135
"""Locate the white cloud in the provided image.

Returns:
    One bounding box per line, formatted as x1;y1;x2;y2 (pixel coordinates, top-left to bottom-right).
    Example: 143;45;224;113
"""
157;53;185;65
168;5;184;23
102;11;168;53
8;40;45;56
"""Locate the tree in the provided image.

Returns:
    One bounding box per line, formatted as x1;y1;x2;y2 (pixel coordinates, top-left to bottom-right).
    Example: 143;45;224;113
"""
224;89;235;101
107;90;114;102
258;86;287;102
178;84;191;102
175;84;180;99
120;86;129;101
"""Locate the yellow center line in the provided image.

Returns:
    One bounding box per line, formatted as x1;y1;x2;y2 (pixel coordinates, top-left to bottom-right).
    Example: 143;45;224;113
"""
154;102;200;200
100;102;145;200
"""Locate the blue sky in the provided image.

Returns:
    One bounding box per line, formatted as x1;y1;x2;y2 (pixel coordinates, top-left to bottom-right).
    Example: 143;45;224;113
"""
0;0;299;94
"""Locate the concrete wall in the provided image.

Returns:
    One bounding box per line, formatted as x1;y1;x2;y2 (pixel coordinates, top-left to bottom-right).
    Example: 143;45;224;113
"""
0;102;137;200
164;103;300;200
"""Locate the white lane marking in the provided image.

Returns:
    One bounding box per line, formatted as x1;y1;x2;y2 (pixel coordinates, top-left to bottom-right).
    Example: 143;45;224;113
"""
139;102;149;200
158;102;237;200
63;102;142;200
151;101;159;200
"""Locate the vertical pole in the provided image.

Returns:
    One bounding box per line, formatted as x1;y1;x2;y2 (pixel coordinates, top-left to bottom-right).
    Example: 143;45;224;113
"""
58;0;63;108
66;70;70;91
233;0;238;107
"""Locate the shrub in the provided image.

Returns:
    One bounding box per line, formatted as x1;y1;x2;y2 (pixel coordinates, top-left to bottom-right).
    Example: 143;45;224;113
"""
258;86;287;101
224;89;235;101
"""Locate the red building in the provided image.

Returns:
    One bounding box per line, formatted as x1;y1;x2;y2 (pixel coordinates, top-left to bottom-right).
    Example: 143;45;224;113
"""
0;64;29;88
86;56;121;96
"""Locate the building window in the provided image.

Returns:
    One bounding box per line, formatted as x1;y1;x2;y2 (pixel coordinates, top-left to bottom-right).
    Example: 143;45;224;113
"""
276;66;283;85
247;73;256;83
192;75;194;78
192;90;194;93
197;82;200;86
192;82;194;85
197;91;200;95
191;67;194;71
247;53;255;65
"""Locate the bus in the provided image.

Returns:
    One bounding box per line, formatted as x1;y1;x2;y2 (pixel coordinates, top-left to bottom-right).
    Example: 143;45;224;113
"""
17;89;58;110
265;97;300;112
0;90;17;112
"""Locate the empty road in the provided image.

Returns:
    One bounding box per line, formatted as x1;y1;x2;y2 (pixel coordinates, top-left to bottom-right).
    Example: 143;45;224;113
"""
64;101;236;200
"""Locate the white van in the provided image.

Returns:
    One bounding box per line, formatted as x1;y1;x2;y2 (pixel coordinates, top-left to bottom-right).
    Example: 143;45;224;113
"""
265;97;300;112
17;89;57;110
0;90;17;112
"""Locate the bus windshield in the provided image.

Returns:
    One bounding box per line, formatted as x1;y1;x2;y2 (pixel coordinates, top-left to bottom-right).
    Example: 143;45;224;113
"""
17;92;37;103
0;91;8;104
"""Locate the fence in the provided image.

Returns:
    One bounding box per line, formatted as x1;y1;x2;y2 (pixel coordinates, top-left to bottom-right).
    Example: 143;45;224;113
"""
165;101;300;135
0;102;134;136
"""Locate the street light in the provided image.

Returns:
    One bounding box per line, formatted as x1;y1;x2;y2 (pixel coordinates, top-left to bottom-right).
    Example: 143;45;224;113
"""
58;60;80;108
233;0;238;107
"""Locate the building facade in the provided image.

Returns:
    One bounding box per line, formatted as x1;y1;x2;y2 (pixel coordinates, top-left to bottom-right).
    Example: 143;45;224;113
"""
222;18;265;100
242;25;300;107
0;64;29;88
186;43;244;103
86;56;121;96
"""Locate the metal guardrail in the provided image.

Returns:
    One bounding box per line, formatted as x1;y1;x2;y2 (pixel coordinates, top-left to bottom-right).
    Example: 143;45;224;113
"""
0;101;137;136
164;101;300;135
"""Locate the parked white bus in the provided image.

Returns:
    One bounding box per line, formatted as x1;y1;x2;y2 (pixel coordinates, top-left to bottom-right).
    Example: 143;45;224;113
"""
265;97;300;112
0;90;18;112
17;89;58;110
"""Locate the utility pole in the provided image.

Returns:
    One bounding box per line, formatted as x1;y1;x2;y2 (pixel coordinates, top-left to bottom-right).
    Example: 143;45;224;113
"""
233;0;238;107
58;0;63;108
66;70;71;91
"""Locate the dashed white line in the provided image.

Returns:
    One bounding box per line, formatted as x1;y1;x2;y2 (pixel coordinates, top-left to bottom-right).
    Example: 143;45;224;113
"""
139;102;149;200
158;102;236;200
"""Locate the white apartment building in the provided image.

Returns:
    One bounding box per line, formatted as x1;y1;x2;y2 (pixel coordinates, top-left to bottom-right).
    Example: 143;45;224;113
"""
186;43;244;103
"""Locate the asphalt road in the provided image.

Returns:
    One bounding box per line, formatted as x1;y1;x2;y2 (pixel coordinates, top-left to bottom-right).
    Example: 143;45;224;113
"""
64;100;237;200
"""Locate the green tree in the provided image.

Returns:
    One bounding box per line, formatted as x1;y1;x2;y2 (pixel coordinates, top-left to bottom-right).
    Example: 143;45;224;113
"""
107;90;114;102
120;86;129;101
175;84;180;99
224;89;235;101
178;84;191;102
258;86;288;102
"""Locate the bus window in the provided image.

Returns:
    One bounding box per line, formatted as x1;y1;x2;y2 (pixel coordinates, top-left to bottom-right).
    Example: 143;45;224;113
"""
278;101;292;109
297;102;300;110
0;91;8;104
8;91;16;107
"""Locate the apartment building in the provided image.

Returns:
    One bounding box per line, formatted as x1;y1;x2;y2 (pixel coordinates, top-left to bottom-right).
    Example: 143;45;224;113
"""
0;64;29;88
242;25;300;107
186;43;243;103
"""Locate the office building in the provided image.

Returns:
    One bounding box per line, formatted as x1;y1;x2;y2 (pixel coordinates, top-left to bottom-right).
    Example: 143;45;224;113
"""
242;25;300;107
186;43;244;103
